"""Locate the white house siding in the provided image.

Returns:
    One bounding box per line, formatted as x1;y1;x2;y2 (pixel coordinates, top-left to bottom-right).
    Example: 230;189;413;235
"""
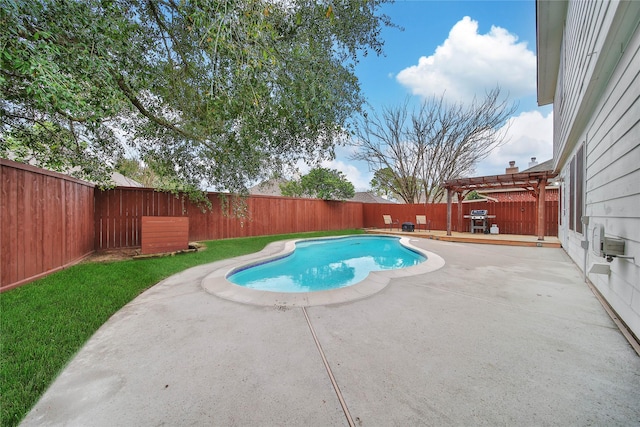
553;0;609;166
553;0;640;338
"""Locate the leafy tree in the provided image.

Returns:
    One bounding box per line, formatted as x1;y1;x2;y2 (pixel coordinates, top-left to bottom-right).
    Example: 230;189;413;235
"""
1;121;112;182
115;157;160;188
351;88;516;203
369;167;401;202
465;190;484;200
1;0;392;195
280;167;355;200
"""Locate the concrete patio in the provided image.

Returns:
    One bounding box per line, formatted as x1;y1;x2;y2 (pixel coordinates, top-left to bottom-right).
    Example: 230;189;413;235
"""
21;238;640;426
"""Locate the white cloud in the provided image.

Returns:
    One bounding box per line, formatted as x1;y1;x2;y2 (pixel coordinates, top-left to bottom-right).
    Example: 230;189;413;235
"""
396;16;536;103
476;109;553;176
321;144;373;192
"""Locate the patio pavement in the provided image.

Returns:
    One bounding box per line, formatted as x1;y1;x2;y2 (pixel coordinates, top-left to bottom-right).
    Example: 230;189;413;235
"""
366;228;563;248
21;238;640;426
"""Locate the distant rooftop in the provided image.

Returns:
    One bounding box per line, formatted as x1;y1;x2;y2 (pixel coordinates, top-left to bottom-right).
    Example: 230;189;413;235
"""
249;179;287;196
521;159;554;173
111;172;143;187
349;192;396;204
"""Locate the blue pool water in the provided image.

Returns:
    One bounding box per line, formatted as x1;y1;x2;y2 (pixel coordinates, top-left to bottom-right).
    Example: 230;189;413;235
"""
228;235;426;293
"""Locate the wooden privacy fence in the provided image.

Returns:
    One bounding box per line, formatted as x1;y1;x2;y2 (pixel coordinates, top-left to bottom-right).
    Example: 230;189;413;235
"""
1;160;558;290
1;160;95;291
362;200;558;236
94;188;363;250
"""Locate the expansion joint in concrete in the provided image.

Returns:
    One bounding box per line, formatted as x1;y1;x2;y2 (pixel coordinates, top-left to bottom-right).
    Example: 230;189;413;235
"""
302;307;355;427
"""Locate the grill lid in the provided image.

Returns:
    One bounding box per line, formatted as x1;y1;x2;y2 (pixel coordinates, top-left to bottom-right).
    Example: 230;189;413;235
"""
470;210;488;216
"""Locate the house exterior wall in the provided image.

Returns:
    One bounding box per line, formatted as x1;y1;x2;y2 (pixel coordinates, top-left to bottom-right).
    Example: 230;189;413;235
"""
550;0;640;338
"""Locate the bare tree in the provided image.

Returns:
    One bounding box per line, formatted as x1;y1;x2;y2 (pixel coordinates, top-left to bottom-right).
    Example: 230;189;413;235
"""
351;88;516;203
351;99;424;203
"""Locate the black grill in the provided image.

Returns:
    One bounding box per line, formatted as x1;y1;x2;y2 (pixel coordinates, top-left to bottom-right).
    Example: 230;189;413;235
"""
402;222;415;232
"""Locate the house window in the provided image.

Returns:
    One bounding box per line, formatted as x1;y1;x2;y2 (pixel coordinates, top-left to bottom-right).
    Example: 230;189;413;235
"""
575;145;584;234
568;145;584;234
558;182;562;226
569;157;575;231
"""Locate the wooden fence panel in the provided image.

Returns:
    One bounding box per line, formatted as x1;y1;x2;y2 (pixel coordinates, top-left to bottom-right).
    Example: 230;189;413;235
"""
93;190;364;249
362;203;459;231
1;160;95;291
95;188;187;250
360;201;557;236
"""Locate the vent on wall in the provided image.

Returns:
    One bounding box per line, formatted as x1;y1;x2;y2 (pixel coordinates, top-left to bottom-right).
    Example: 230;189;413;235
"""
589;223;611;274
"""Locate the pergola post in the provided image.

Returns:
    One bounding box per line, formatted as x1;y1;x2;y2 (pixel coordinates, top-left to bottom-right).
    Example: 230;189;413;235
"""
446;188;452;236
456;191;464;233
537;178;546;240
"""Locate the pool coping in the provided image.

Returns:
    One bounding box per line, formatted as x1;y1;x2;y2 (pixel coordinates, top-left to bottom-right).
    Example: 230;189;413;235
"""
201;235;445;307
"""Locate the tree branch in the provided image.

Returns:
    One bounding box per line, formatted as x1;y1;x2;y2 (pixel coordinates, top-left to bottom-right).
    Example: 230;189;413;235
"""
114;74;202;142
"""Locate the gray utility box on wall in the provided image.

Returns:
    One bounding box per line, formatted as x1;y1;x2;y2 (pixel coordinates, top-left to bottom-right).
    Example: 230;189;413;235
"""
603;237;625;257
592;223;626;258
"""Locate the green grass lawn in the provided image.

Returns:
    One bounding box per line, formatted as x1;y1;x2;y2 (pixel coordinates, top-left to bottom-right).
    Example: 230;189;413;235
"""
0;230;363;427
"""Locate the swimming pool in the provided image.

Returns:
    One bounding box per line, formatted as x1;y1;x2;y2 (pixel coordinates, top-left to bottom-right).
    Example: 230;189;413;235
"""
202;235;445;306
228;235;426;292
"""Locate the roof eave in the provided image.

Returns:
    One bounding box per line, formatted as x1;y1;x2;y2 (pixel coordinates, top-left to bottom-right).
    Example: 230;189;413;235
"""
536;0;568;106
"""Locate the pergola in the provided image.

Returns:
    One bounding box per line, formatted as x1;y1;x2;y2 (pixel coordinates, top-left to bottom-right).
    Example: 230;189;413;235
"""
444;170;558;240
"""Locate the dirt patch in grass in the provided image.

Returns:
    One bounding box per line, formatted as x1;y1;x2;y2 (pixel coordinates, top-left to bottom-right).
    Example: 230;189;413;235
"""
84;248;141;263
84;242;207;263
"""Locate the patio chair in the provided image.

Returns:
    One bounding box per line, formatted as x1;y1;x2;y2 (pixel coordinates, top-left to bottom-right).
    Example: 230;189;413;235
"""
416;215;431;232
382;214;399;231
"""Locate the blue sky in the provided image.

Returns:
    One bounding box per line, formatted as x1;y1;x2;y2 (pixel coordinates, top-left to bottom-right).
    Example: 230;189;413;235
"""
320;0;554;191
